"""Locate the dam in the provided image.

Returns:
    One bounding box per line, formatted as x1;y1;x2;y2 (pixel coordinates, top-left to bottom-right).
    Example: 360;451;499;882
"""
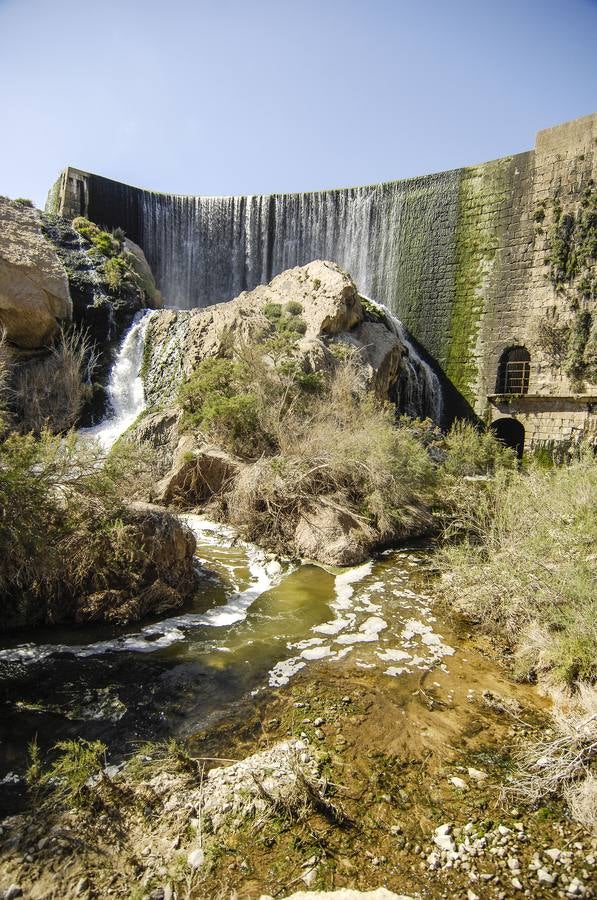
47;113;597;447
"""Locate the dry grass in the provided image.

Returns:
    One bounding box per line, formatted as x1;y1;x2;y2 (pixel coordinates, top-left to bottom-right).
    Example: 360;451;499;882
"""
219;356;436;551
437;454;597;685
507;685;597;832
9;326;97;433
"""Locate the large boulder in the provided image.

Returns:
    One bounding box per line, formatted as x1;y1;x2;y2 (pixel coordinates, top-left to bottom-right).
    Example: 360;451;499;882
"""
142;261;404;408
152;440;242;506
294;503;375;566
123;237;163;309
0;197;71;349
74;502;198;625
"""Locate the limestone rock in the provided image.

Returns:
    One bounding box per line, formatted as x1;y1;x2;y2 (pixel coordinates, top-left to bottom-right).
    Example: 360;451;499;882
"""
294;503;374;567
152;441;242;506
73;503;199;626
123;238;163;309
0;197;71;348
142;261;403;409
347;320;403;397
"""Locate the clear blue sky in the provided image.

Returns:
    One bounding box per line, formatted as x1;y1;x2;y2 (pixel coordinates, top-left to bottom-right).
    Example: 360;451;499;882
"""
1;0;595;208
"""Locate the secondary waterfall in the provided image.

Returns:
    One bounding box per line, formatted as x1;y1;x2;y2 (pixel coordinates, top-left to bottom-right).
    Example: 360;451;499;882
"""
360;294;442;422
81;310;153;449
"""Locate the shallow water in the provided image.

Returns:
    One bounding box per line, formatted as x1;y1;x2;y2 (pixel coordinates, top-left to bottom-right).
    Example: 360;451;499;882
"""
0;516;454;807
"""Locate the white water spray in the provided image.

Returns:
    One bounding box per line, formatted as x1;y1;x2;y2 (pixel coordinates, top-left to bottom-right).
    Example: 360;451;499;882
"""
81;310;153;449
360;294;443;423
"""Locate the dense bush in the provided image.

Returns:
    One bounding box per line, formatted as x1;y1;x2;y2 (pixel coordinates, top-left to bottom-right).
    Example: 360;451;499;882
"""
0;423;181;628
72;216;120;257
179;342;437;550
441;420;516;476
437;453;597;685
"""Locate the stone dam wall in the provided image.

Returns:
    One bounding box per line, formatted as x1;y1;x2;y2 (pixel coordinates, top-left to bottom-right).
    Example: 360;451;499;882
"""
47;113;597;445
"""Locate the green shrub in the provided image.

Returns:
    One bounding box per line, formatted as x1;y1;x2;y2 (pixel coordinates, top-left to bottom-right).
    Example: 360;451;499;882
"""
14;197;34;207
437;455;597;686
441;420;516;477
263;302;282;319
103;255;130;292
35;739;107;809
178;358;264;455
72;216;119;257
285;300;303;316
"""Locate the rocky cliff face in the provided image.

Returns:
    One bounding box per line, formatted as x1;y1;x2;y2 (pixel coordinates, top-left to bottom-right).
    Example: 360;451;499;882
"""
0;198;71;349
0;199;162;429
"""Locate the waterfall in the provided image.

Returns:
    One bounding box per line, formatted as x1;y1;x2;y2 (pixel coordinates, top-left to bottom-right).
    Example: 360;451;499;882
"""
360;294;443;422
84;170;458;423
85;169;461;369
81;310;153;449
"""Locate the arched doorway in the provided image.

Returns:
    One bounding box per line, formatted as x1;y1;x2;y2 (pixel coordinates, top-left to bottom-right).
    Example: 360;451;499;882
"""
496;347;531;394
491;417;525;459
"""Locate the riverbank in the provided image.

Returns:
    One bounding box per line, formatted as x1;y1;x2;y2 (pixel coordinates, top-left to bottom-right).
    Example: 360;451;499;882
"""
1;545;595;899
1;629;594;900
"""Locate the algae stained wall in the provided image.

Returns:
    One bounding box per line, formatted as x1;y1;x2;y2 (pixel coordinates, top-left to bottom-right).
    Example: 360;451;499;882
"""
47;114;597;422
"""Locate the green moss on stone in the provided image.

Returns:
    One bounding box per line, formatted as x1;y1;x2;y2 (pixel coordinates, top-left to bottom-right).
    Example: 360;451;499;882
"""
445;160;511;405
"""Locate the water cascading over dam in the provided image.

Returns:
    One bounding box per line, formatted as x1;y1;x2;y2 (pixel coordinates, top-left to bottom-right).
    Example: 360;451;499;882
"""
50;168;464;371
47;112;597;432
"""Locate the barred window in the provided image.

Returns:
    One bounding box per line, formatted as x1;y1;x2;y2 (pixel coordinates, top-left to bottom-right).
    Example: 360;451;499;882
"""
496;347;530;395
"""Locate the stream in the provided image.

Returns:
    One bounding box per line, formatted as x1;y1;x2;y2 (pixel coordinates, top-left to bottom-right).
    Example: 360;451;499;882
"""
0;309;454;812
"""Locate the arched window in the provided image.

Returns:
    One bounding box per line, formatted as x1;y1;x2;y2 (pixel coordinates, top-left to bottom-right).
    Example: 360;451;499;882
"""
496;347;530;395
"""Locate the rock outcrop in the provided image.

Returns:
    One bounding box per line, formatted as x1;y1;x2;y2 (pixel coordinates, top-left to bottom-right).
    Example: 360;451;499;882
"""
74;501;199;626
143;261;403;409
0;198;71;349
132;261;435;566
3;503;199;631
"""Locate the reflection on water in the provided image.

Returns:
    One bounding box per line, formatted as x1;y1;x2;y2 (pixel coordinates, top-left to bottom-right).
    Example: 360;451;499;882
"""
0;516;454;807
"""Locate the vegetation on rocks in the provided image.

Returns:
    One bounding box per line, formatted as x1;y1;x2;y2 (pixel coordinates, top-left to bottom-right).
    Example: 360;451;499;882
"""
0;406;198;629
538;188;597;389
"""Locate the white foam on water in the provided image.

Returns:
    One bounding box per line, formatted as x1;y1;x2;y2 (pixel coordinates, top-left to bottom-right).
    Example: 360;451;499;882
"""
300;645;333;661
335;615;388;645
377;648;412;662
0;516;285;665
268;657;307;687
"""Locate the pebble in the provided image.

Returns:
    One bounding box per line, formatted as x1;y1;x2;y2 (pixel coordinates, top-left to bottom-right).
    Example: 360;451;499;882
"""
467;767;488;781
313;717;325;726
341;696;351;703
546;847;562;861
467;891;479;900
449;776;468;790
187;848;205;869
507;857;521;872
566;877;586;897
511;877;523;890
537;867;556;885
74;878;89;896
4;887;23;900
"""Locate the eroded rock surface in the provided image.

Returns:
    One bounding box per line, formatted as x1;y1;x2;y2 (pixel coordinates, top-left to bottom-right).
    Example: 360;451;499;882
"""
143;261;403;409
0;198;71;349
